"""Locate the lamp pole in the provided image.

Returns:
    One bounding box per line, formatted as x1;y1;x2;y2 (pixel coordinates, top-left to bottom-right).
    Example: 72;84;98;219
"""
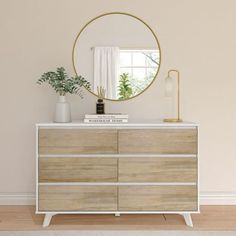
164;69;182;122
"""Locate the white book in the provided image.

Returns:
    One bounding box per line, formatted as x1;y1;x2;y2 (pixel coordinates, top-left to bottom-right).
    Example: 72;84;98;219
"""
85;113;128;119
84;118;128;123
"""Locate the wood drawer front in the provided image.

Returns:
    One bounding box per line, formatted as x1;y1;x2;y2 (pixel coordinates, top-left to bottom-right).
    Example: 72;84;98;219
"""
39;129;118;154
119;157;197;183
119;186;197;211
118;129;197;154
39;186;117;211
39;157;118;183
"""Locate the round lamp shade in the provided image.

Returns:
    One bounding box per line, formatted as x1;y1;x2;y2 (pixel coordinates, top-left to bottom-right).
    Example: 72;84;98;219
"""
165;76;174;97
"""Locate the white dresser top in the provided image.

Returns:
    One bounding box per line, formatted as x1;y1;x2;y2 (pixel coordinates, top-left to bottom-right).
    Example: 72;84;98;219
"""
36;119;199;127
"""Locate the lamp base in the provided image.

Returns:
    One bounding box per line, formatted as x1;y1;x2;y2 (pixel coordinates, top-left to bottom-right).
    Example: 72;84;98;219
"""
163;118;183;123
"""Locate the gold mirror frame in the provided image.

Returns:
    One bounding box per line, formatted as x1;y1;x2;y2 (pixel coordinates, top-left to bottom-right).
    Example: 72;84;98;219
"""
72;12;161;101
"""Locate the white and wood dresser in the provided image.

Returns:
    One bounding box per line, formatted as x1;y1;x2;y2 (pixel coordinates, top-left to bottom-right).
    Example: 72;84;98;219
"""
36;121;199;227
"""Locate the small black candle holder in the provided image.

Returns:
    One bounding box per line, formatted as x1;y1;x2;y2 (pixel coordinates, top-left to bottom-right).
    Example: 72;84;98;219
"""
96;86;106;114
96;98;105;114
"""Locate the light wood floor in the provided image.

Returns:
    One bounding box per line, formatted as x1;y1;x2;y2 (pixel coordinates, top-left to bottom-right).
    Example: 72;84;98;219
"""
0;206;236;231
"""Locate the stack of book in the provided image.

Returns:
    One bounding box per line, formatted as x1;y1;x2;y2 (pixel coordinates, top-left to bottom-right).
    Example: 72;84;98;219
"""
84;114;128;123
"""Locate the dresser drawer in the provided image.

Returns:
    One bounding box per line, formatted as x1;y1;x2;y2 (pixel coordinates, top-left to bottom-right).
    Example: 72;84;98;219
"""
118;129;197;154
39;186;117;211
39;157;118;183
39;129;118;154
119;157;197;183
119;185;197;211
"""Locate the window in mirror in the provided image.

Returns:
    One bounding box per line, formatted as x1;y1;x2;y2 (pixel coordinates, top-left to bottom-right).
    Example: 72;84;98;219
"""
119;49;159;99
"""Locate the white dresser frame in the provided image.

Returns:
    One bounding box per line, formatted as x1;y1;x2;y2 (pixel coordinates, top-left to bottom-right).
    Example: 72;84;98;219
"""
36;121;199;227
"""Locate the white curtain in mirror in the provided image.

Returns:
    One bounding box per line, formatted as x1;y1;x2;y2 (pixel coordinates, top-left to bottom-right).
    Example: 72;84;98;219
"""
93;46;120;99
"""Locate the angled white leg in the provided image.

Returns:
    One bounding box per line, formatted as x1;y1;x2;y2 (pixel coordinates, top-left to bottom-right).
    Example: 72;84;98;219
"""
43;213;55;227
115;213;120;217
181;213;193;227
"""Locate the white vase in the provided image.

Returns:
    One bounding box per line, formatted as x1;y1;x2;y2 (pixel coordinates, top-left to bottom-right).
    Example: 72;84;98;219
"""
54;95;72;123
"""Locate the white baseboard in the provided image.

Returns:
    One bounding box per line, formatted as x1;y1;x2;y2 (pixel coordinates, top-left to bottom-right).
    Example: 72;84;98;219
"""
1;192;236;205
0;193;35;205
200;192;236;205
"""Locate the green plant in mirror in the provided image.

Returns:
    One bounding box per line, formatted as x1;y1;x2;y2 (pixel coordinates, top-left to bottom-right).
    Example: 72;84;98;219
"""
37;67;91;97
118;73;133;100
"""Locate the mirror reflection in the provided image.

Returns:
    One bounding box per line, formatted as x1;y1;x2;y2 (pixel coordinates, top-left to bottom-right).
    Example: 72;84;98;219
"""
73;13;161;100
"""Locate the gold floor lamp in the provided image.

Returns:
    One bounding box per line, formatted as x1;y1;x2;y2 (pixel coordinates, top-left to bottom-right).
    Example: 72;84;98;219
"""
163;69;183;122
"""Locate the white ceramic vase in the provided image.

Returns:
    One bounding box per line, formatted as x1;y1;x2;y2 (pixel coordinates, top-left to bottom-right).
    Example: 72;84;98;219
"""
54;95;71;123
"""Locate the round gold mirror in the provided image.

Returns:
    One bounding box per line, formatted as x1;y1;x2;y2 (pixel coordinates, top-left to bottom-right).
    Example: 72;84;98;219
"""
72;12;161;101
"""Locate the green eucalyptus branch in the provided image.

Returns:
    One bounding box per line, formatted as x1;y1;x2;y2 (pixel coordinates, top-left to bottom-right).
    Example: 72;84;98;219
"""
37;67;91;98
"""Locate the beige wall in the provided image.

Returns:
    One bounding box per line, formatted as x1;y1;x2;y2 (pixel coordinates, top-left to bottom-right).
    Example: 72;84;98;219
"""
0;0;236;203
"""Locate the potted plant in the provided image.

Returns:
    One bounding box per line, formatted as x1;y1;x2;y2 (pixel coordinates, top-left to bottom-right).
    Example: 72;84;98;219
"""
118;73;133;100
37;67;91;123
